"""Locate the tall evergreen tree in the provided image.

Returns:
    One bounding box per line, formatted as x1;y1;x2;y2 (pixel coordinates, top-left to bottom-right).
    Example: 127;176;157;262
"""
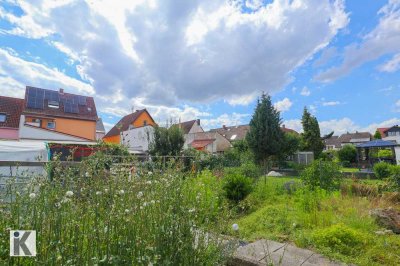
246;93;284;164
301;107;324;158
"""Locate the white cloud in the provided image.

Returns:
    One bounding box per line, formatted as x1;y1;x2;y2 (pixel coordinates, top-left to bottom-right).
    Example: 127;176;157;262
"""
201;113;250;130
300;87;311;96
309;104;317;114
0;0;348;106
284;117;400;136
378;53;400;73
315;0;400;82
0;48;94;96
313;46;338;67
395;99;400;112
322;101;340;106
274;98;293;113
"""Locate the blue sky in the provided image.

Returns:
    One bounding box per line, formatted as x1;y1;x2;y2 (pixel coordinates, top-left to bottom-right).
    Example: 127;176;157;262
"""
0;0;399;135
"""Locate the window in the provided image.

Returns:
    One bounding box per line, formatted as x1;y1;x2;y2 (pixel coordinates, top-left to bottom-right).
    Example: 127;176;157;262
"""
47;121;56;129
0;113;6;122
27;118;41;127
143;120;147;126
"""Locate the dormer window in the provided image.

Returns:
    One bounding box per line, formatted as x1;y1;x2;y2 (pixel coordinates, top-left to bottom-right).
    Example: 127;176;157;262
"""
48;101;59;108
0;113;6;122
143;120;147;126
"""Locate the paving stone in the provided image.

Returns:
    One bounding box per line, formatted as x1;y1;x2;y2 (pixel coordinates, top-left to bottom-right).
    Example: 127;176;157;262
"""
230;239;345;266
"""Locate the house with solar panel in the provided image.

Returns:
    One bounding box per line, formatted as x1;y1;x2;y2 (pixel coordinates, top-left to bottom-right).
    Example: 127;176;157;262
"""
18;86;101;142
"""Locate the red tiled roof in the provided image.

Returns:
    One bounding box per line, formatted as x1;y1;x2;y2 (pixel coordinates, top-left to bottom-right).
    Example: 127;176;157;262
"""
104;109;154;138
190;139;215;148
0;96;24;129
377;128;389;137
23;86;98;121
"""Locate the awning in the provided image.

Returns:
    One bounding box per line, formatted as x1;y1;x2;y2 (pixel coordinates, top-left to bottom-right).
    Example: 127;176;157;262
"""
356;139;397;148
190;139;215;149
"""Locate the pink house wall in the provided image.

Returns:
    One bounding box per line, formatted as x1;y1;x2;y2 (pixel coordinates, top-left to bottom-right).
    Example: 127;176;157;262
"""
0;128;19;140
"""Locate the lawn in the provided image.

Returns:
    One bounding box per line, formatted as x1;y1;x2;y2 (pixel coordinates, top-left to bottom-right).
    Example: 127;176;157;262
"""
229;177;400;265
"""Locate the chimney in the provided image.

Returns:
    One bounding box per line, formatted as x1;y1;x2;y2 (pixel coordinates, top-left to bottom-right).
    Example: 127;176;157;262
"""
197;119;200;125
282;124;286;128
59;88;64;94
223;125;227;129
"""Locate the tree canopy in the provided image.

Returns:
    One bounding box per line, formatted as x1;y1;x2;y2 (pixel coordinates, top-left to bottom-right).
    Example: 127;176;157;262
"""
149;125;185;156
300;107;324;158
246;93;284;164
373;130;382;139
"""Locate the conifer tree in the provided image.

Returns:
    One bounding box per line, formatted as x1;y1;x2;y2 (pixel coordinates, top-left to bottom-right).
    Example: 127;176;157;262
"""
246;93;284;165
300;107;324;158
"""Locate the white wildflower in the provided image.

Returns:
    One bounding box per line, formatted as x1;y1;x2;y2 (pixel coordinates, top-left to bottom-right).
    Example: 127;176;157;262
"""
85;172;90;177
146;180;152;185
188;208;195;213
232;224;239;231
150;200;155;204
137;191;143;199
118;190;125;195
148;171;153;175
65;191;74;197
125;209;130;214
29;193;36;199
96;191;102;196
104;188;109;193
143;202;148;207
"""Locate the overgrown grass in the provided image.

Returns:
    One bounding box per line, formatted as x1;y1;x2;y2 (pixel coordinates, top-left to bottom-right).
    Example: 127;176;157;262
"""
0;158;231;265
230;177;400;265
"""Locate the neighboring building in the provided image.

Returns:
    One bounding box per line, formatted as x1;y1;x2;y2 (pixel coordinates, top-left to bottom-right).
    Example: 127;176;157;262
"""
185;131;232;154
19;86;98;142
120;126;154;154
324;132;372;150
337;132;371;146
381;125;400;144
175;119;205;148
210;124;298;143
324;136;341;150
103;109;156;144
0;96;24;140
96;118;106;140
377;127;389;138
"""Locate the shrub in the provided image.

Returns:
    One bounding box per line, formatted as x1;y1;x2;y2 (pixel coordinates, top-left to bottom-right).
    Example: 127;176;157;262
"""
373;162;392;179
238;162;261;179
222;171;253;203
312;224;367;256
376;149;393;158
337;145;357;165
389;165;400;191
300;160;342;191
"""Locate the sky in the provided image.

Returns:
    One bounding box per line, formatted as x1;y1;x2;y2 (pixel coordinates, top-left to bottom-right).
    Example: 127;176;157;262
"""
0;0;399;136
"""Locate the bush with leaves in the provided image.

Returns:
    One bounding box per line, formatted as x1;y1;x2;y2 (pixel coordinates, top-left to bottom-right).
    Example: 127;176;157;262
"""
222;170;253;203
313;224;368;256
389;165;400;191
300;159;342;191
337;144;357;165
373;162;392;179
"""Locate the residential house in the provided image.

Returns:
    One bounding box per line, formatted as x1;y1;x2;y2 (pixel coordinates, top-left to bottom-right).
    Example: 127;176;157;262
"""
324;132;371;150
379;125;400;144
210;124;298;143
19;86;99;142
96;118;106;140
175;119;232;153
377;127;389;138
185;131;232;154
175;119;204;148
0;96;24;140
103;109;156;153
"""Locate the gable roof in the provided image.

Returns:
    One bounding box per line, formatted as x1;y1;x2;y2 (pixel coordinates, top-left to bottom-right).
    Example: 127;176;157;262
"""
175;120;198;134
377;127;389;137
23;86;98;121
0;96;24;129
324;136;341;148
338;132;371;143
190;139;215;149
104;109;154;138
210;124;298;142
384;125;400;133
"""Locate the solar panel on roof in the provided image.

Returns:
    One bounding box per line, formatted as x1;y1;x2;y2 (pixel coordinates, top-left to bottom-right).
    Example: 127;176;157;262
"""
45;90;60;102
78;96;86;105
64;102;79;114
